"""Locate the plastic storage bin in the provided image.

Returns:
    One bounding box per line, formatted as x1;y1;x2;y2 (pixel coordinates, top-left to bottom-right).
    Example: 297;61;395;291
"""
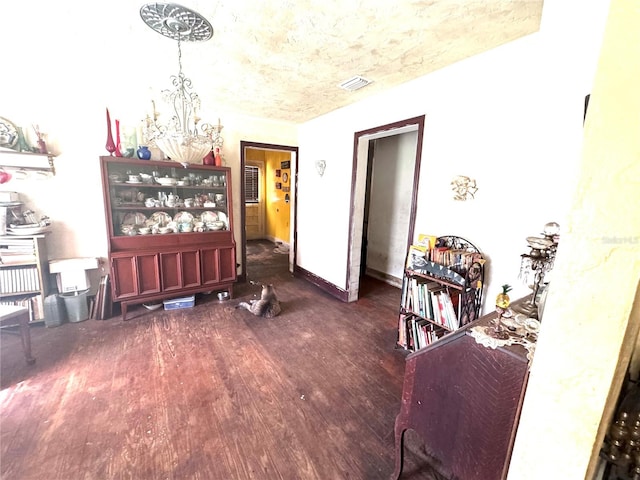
44;294;66;327
60;290;89;322
163;295;195;310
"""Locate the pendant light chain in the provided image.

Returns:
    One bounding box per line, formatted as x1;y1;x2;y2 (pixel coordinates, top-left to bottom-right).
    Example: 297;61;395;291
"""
177;36;183;78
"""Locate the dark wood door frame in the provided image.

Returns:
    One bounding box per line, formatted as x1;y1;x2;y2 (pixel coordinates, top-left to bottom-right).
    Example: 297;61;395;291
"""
346;115;425;301
239;141;298;283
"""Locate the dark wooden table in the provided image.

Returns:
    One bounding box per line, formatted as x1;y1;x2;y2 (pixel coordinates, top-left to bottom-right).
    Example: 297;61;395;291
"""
0;305;35;365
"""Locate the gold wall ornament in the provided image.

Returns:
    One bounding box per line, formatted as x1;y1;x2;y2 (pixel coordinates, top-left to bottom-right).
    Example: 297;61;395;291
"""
451;175;478;201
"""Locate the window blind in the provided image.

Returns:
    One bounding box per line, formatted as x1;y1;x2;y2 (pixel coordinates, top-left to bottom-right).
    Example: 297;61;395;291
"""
245;165;259;203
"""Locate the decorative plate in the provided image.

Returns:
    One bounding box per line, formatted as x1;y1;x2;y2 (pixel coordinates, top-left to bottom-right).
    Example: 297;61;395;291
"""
214;211;228;227
148;211;172;227
121;212;147;226
524;318;541;334
0;116;18;150
173;211;194;224
200;211;218;223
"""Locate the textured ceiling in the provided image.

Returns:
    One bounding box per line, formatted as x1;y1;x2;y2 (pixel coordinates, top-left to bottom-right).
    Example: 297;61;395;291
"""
178;0;545;123
2;0;544;125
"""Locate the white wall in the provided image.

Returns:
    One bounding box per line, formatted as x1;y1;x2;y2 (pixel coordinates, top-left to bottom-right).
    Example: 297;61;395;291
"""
296;2;607;311
367;132;417;281
0;9;297;279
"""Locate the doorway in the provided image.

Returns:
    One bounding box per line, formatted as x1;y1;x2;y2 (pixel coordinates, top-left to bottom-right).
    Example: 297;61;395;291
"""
347;116;425;301
239;141;298;283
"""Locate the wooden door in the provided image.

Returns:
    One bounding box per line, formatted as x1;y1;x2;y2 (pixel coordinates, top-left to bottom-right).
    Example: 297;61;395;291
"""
136;253;161;296
218;246;236;282
111;255;137;299
160;250;200;291
200;248;220;286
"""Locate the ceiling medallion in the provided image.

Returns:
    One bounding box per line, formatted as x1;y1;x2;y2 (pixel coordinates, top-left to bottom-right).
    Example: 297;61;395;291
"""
140;3;213;42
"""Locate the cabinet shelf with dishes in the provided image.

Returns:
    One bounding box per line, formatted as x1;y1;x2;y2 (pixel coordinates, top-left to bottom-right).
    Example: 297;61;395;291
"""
100;156;236;320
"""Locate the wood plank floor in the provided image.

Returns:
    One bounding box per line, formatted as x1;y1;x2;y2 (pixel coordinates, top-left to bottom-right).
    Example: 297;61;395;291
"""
1;240;442;480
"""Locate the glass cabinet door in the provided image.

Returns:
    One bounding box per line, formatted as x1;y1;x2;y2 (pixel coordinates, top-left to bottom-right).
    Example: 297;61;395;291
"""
103;159;230;238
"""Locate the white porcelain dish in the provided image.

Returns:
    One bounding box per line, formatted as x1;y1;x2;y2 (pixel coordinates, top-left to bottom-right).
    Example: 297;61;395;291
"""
7;225;51;236
143;302;162;311
200;211;218;223
174;211;194;224
155;177;177;186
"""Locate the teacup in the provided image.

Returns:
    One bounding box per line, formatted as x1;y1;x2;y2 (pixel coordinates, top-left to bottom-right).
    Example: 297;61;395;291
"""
184;198;194;208
128;174;141;183
138;227;151;235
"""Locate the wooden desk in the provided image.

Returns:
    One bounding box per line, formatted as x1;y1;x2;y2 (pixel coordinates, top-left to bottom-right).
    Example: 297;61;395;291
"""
0;305;35;365
391;310;530;480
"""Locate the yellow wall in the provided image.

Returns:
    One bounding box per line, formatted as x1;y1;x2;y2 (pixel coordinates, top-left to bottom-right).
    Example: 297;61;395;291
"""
265;151;291;243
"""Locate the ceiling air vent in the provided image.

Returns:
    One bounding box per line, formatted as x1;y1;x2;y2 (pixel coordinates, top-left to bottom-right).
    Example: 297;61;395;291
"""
338;76;372;91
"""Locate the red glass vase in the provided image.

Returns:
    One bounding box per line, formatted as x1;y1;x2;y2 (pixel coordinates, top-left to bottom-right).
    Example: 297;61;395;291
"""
105;108;116;156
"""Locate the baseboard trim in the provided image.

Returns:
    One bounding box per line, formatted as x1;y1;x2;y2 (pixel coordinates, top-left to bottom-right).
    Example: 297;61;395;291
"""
294;265;348;302
365;268;403;288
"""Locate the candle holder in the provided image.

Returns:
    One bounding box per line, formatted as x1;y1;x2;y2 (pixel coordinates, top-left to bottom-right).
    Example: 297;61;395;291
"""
512;222;560;320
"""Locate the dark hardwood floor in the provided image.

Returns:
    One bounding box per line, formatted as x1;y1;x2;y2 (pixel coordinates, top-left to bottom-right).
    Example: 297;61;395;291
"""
1;240;441;479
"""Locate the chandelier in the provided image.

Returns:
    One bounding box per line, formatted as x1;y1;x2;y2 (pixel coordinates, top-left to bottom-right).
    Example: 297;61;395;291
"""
140;3;223;167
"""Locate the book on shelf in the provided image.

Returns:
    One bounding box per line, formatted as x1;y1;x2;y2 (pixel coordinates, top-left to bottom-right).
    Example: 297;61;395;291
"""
397;313;409;348
406;244;428;269
416;234;438;250
397;235;485;351
0;266;39;293
0;253;37;264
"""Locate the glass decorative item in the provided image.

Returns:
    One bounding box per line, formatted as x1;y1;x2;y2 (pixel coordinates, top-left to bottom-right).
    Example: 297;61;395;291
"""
105;108;116;156
114;119;122;157
512;222;560;320
136;146;151;160
203;150;214;165
32;124;48;154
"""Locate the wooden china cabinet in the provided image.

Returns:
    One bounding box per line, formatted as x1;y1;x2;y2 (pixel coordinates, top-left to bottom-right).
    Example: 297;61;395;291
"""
100;156;236;319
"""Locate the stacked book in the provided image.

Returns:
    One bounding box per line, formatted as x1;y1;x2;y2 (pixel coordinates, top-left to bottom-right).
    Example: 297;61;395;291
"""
0;238;36;265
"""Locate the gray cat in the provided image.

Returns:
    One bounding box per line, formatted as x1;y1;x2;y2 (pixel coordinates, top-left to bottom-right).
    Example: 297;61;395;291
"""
235;284;281;318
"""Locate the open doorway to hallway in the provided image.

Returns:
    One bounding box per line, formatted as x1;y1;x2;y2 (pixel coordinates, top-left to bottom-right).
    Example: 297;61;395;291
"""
347;116;425;302
360;131;419;288
239;141;298;283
